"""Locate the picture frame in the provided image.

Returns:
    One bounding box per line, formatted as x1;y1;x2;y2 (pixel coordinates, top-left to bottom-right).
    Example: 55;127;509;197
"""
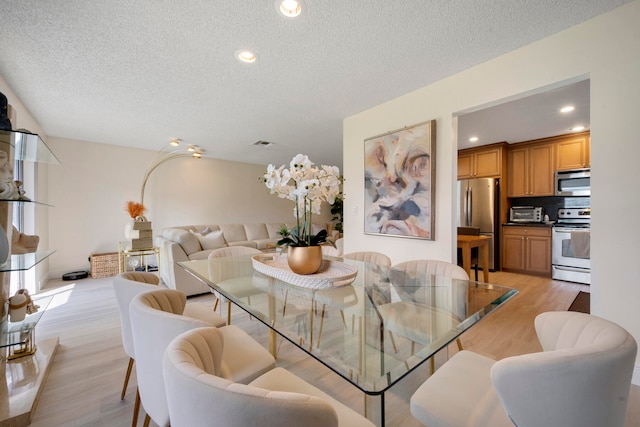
363;119;436;240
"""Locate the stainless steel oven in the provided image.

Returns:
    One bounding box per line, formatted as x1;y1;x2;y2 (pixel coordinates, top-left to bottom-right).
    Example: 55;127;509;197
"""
552;208;590;284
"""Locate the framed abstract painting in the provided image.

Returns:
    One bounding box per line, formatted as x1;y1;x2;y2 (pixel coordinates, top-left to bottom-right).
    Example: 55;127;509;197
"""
364;120;436;240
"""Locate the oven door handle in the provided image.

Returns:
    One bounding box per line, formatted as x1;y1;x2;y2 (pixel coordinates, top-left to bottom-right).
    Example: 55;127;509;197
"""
553;227;590;233
553;265;591;273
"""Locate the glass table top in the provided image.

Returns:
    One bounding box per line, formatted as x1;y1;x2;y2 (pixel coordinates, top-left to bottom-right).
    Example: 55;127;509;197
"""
179;254;518;395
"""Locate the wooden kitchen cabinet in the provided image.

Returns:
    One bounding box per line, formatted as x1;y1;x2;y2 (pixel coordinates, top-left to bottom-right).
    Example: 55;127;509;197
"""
502;226;552;276
555;134;590;170
457;144;504;179
506;142;554;197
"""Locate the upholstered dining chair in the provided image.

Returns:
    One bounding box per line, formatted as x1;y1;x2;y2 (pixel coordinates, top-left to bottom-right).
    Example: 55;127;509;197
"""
342;251;392;267
377;260;469;365
339;251;392;334
129;288;276;427
410;311;637;427
321;244;342;257
111;272;225;406
163;326;375;427
208;246;262;324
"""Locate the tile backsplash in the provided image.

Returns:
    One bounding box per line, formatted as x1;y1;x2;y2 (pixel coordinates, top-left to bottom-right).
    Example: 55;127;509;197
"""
508;196;590;221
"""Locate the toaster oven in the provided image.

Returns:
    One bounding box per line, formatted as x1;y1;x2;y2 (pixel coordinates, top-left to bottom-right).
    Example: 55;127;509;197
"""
509;206;543;223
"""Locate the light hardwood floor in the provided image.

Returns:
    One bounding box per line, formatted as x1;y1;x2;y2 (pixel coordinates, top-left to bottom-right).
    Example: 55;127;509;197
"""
25;270;639;427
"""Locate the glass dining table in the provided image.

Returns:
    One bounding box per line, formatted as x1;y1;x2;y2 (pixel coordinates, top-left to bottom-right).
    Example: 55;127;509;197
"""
179;254;517;427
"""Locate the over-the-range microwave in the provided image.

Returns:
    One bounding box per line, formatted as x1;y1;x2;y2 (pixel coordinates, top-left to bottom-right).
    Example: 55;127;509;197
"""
555;168;590;196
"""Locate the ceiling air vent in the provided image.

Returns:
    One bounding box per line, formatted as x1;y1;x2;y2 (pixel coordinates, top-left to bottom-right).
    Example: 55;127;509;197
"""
253;140;274;147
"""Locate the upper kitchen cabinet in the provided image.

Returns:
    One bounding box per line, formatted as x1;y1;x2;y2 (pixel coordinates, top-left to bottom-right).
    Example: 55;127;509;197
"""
457;143;506;179
506;142;554;197
555;133;590;171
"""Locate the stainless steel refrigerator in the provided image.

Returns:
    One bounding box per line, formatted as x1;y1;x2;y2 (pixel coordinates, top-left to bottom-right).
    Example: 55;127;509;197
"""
457;178;500;270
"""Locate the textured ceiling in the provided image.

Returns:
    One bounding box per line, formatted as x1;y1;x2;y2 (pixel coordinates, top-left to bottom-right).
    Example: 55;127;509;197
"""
0;1;630;169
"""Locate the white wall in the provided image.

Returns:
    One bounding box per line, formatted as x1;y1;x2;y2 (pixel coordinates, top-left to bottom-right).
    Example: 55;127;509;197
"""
343;1;640;382
46;137;331;277
2;75;334;287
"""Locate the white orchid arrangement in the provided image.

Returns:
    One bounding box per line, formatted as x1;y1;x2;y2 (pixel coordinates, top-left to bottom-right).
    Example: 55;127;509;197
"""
262;154;342;247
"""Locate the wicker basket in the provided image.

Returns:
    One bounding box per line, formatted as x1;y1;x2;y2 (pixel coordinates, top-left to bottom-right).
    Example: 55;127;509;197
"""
89;252;120;278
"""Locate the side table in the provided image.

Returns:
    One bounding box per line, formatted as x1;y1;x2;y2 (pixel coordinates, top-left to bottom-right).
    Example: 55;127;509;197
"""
118;241;160;274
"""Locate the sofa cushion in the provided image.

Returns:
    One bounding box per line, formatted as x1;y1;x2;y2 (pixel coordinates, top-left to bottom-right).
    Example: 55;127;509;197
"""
163;228;202;256
227;240;258;248
244;223;268;241
219;224;247;243
188;249;220;261
311;223;326;235
192;230;227;250
253;238;280;250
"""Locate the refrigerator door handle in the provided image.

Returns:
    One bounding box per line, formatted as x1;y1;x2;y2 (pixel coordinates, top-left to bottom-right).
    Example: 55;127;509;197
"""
468;187;472;225
464;187;470;226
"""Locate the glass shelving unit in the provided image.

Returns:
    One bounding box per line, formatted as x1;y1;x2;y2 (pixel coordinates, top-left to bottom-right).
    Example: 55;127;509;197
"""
0;294;52;359
0;250;56;272
0;128;59;358
0;128;61;164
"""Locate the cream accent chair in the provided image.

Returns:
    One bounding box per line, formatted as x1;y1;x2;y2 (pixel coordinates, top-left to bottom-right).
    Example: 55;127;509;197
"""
208;246;262;324
163;326;376;427
321;244;341;257
111;273;225;405
377;260;469;361
410;311;638;427
129;288;276;427
338;251;391;336
321;237;344;257
342;251;391;267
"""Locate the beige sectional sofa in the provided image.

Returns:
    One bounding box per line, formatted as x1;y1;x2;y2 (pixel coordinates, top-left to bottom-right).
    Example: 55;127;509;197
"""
156;222;330;296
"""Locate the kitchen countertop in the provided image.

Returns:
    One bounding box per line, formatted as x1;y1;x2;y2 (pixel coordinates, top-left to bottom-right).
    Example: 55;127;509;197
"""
502;222;554;227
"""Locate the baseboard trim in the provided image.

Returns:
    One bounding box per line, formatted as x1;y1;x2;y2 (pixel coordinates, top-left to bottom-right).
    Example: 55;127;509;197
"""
632;364;640;387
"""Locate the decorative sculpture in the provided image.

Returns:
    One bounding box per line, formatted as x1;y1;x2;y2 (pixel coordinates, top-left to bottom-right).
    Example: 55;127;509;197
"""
8;289;39;322
0;91;12;130
0;152;18;199
11;225;39;254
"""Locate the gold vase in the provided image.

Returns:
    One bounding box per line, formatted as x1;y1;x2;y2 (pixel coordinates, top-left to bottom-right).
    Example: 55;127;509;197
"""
287;245;323;275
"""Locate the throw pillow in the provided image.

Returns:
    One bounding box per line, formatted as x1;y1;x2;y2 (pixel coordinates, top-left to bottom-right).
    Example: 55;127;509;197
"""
192;230;226;250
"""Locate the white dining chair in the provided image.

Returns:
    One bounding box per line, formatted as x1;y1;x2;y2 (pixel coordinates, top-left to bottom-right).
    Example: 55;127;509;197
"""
111;271;226;426
129;288;275;427
377;260;469;366
208;246;262;323
335;251;392;338
410;311;637;427
342;251;391;267
163;326;375;427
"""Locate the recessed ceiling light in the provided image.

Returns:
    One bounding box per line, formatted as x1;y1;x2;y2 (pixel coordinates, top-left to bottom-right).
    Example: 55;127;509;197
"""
469;136;479;143
560;105;575;113
571;125;585;132
277;0;302;18
236;49;258;63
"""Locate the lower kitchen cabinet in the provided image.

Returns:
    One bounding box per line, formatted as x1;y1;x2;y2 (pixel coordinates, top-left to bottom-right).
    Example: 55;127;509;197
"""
502;226;552;276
